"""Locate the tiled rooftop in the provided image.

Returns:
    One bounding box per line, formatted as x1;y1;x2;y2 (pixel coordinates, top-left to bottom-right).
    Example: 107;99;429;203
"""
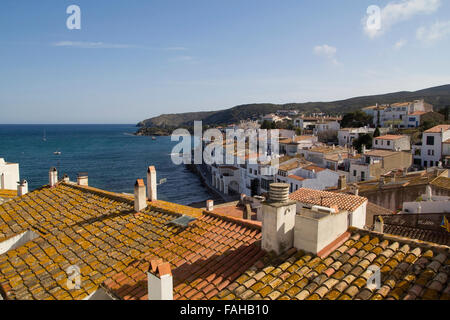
289;188;367;212
288;175;305;182
424;125;450;133
213;228;450;300
431;176;450;192
1;181;449;301
365;150;398;157
303;165;326;173
374;135;406;141
103;212;263;300
0;182;262;300
383;225;449;247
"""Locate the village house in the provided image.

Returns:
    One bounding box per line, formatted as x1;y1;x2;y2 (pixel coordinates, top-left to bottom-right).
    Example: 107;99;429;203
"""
347;149;412;183
279;135;318;156
373;135;411;151
412;125;450;168
337;127;376;147
363;99;434;128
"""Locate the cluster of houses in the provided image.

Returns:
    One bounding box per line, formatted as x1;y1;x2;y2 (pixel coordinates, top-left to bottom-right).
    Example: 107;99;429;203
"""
204;100;449;199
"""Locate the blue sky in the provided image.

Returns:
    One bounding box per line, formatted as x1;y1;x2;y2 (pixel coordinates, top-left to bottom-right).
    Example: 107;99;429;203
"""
1;0;449;124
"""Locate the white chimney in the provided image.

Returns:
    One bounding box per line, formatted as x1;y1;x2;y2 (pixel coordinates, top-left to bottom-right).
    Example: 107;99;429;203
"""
426;185;432;201
77;173;88;186
374;216;384;233
134;179;147;212
206;200;214;212
17;180;28;196
49;167;58;187
62;174;70;183
261;183;296;254
148;259;173;300
147;166;157;201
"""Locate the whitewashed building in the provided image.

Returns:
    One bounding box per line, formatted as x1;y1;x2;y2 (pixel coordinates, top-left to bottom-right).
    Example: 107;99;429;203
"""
413;125;450;168
0;158;20;190
373;135;411;151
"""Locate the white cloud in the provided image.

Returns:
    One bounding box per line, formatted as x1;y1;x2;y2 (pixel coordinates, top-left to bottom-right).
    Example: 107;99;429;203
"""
417;20;450;42
163;46;187;51
169;55;196;63
364;0;441;38
394;39;407;50
313;44;340;65
52;41;137;49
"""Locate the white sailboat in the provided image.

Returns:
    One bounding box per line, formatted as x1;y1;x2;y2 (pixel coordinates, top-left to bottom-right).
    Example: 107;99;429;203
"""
42;129;47;142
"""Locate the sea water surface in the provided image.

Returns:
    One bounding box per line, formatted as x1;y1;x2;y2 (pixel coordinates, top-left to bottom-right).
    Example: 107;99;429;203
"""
0;124;211;205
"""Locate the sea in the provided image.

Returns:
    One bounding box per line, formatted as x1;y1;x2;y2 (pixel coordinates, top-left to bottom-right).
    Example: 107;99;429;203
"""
0;124;212;205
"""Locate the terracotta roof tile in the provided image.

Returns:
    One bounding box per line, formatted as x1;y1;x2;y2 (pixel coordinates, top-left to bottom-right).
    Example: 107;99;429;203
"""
289;188;367;212
425;125;450;133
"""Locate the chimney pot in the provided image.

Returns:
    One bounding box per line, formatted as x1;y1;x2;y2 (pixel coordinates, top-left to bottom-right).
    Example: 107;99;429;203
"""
49;167;58;187
77;173;88;186
147;166;157;201
262;183;296;254
206;200;214;212
62;174;70;183
269;183;290;203
134;179;147;212
17;180;28;196
374;216;384;233
338;175;347;190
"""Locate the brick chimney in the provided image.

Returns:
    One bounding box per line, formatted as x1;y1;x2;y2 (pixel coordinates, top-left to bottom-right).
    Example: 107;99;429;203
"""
206;200;214;211
49;167;58;187
134;179;147;212
338;175;347;190
261;183;296;254
147;166;157;201
147;259;173;300
17;180;28;196
77;173;88;186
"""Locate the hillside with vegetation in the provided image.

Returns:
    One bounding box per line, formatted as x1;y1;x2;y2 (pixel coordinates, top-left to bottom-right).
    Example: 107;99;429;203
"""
136;84;450;134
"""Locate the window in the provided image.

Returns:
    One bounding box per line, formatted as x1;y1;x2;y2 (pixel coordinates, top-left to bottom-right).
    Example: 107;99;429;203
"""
387;141;391;146
361;172;365;181
428;149;435;156
353;170;357;177
375;140;378;145
426;136;435;146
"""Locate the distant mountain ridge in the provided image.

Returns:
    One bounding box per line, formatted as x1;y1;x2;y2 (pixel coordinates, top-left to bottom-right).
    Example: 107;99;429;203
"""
137;84;450;128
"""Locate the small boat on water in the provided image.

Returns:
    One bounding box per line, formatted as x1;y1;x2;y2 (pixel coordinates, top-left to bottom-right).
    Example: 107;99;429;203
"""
152;136;157;140
54;151;61;155
43;130;47;142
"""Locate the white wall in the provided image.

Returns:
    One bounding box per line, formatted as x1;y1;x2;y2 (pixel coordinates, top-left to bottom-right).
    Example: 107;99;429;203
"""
0;159;20;190
403;201;450;213
349;202;367;229
294;209;348;254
